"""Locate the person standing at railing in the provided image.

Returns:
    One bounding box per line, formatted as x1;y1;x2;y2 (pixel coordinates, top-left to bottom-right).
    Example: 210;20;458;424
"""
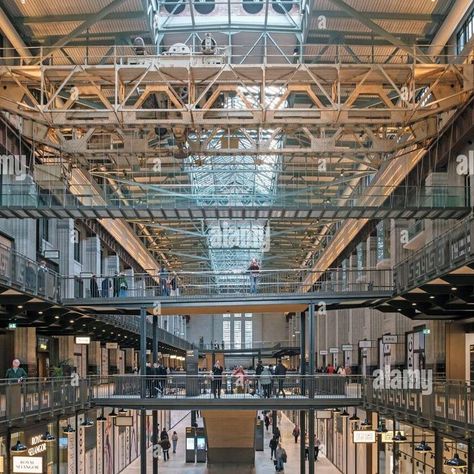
211;360;223;399
113;272;120;297
260;366;273;398
274;359;287;398
90;274;99;297
118;273;128;297
145;362;153;397
6;359;27;382
248;258;260;293
160;266;169;296
252;359;264;396
101;276;111;298
37;260;47;296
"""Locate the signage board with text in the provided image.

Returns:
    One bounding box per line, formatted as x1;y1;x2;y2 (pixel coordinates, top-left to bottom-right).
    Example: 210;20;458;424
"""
353;431;376;444
381;431;405;443
12;457;43;473
382;335;398;344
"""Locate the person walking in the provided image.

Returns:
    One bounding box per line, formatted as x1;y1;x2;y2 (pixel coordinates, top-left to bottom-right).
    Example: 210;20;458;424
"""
5;359;27;381
269;435;278;461
160;436;171;461
292;425;300;444
315;436;321;461
260;366;273;398
275;443;287;472
274;359;287;398
211;361;223;399
274;425;281;442
248;258;260;293
171;431;178;454
264;414;271;431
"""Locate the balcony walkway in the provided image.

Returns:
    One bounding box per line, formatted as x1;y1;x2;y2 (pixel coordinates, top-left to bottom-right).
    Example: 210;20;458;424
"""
62;268;393;314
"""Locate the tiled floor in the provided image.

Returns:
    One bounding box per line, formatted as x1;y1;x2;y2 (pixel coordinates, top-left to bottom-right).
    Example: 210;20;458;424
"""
123;411;339;473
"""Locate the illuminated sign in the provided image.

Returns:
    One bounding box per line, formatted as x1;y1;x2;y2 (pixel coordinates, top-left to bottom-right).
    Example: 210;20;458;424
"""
106;343;118;349
28;435;46;457
12;456;43;473
353;431;376;444
381;431;405;443
382;335;398;344
114;416;133;427
319;350;328;355
329;348;339;354
75;337;91;345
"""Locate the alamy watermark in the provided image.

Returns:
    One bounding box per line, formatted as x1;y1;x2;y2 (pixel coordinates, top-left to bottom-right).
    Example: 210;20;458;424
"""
373;367;433;395
0;154;27;181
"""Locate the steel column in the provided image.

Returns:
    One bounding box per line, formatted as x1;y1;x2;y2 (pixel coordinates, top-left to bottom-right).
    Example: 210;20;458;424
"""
140;307;147;473
300;311;306;474
308;303;315;474
152;316;158;474
434;429;443;474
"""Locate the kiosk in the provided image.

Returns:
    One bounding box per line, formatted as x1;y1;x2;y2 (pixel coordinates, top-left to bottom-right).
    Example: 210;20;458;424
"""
185;427;196;463
196;427;207;462
255;417;264;451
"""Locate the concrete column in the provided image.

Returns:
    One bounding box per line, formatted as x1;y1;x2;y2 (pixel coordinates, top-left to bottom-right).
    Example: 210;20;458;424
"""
125;348;135;372
84;236;101;275
57;219;75;298
12;327;37;377
105;255;119;276
58;335;75;365
88;341;101;375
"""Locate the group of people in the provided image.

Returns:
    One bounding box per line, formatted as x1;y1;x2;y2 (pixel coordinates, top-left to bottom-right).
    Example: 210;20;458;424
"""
206;359;288;398
88;267;179;298
157;428;179;461
255;359;288;398
90;272;129;298
317;364;352;375
145;361;170;397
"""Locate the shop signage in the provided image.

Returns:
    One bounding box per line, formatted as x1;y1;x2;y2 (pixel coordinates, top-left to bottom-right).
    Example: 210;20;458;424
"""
28;435;46;456
43;250;60;259
316;410;332;419
75;337;91;345
381;431;405;443
422;328;431;335
359;340;372;348
319;350;328;355
341;344;353;351
114;416;133;427
8;323;16;329
12;456;43;473
353;431;376;443
106;342;118;349
382;335;398;344
329;348;339;354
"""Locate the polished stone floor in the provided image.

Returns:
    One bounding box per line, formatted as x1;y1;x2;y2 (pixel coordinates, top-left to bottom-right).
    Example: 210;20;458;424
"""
123;411;339;473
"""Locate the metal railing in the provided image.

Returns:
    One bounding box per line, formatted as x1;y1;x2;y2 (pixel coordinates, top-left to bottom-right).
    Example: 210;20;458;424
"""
0;44;471;66
197;340;299;351
97;314;192;350
89;374;363;400
0;377;88;424
61;268;393;301
0;242;59;302
0;184;469;212
364;377;474;433
394;215;473;293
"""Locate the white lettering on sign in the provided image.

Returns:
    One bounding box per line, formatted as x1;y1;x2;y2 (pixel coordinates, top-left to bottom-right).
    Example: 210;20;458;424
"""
12;456;43;473
27;444;46;456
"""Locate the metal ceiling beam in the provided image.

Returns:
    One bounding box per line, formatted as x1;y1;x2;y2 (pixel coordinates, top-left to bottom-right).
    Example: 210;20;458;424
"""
311;10;442;22
19;11;145;24
326;0;433;63
38;0;130;60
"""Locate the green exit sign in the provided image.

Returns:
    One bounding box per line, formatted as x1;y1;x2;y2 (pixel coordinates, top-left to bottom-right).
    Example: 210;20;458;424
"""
422;329;430;335
8;323;17;329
